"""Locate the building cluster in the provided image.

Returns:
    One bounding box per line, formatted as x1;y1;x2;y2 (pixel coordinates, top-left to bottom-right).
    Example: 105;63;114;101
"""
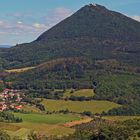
0;89;25;112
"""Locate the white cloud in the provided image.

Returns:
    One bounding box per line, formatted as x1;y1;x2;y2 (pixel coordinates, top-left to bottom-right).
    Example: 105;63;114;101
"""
0;21;5;27
0;21;43;35
32;23;47;29
131;15;140;22
0;7;73;44
17;21;23;24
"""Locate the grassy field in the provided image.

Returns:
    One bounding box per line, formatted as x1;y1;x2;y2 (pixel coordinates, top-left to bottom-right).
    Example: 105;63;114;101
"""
63;89;94;98
2;115;140;138
5;66;35;73
41;99;120;114
0;122;20;131
5;123;75;138
1;113;81;138
22;105;41;113
103;116;140;121
4;122;75;138
14;113;80;124
7;128;31;139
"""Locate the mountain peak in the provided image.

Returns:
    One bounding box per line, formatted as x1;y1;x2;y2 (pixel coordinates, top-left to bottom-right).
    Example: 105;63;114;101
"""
85;3;107;10
1;3;140;69
36;3;140;42
75;3;109;17
88;3;97;7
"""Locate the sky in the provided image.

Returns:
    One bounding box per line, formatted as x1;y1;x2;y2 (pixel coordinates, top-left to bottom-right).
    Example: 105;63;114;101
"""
0;0;140;45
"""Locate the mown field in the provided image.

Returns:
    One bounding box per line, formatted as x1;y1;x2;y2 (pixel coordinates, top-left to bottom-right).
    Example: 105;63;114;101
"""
14;113;80;124
1;113;81;139
63;89;94;98
22;105;41;113
5;66;35;73
41;99;121;114
3;122;75;139
1;115;140;139
103;116;140;121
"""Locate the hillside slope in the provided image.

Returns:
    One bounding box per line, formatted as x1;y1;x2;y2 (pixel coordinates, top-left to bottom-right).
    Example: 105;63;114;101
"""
1;4;140;115
0;4;140;69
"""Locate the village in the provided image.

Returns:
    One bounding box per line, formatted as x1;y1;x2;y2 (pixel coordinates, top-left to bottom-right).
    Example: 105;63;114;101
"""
0;88;25;112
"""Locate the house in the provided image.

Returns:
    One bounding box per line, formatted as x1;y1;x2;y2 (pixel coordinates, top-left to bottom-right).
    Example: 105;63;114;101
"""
0;102;7;112
15;105;22;110
0;89;25;112
10;104;15;109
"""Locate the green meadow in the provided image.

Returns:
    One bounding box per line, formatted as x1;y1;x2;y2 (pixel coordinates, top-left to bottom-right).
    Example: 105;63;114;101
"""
14;113;80;124
63;89;94;98
103;116;140;121
41;99;120;114
1;113;80;138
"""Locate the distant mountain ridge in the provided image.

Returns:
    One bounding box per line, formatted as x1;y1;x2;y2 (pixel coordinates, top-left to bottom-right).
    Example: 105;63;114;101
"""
0;3;140;69
0;45;11;48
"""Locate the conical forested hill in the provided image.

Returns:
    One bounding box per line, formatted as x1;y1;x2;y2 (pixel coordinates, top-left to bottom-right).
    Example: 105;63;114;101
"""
0;3;140;69
37;4;140;42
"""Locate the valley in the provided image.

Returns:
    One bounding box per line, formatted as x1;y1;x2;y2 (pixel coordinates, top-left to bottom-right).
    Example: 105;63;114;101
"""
41;99;120;114
0;88;139;139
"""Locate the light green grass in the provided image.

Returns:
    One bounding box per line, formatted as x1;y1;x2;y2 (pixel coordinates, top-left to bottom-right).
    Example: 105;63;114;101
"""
103;116;140;121
1;113;80;138
63;89;94;98
1;116;76;138
7;128;30;139
22;105;41;113
14;113;80;124
42;99;120;114
5;123;75;138
45;126;75;136
13;122;75;135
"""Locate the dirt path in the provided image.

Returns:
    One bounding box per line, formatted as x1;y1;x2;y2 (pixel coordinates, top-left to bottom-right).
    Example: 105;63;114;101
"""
63;117;93;127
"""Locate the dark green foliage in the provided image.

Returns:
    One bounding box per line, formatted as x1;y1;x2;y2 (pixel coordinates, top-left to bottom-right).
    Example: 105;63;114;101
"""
0;112;22;123
23;89;64;100
103;102;140;116
94;74;140;104
58;109;70;114
61;118;140;140
4;58;93;90
0;82;4;92
93;126;132;140
36;104;45;111
94;73;140;115
82;111;92;116
137;131;140;137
